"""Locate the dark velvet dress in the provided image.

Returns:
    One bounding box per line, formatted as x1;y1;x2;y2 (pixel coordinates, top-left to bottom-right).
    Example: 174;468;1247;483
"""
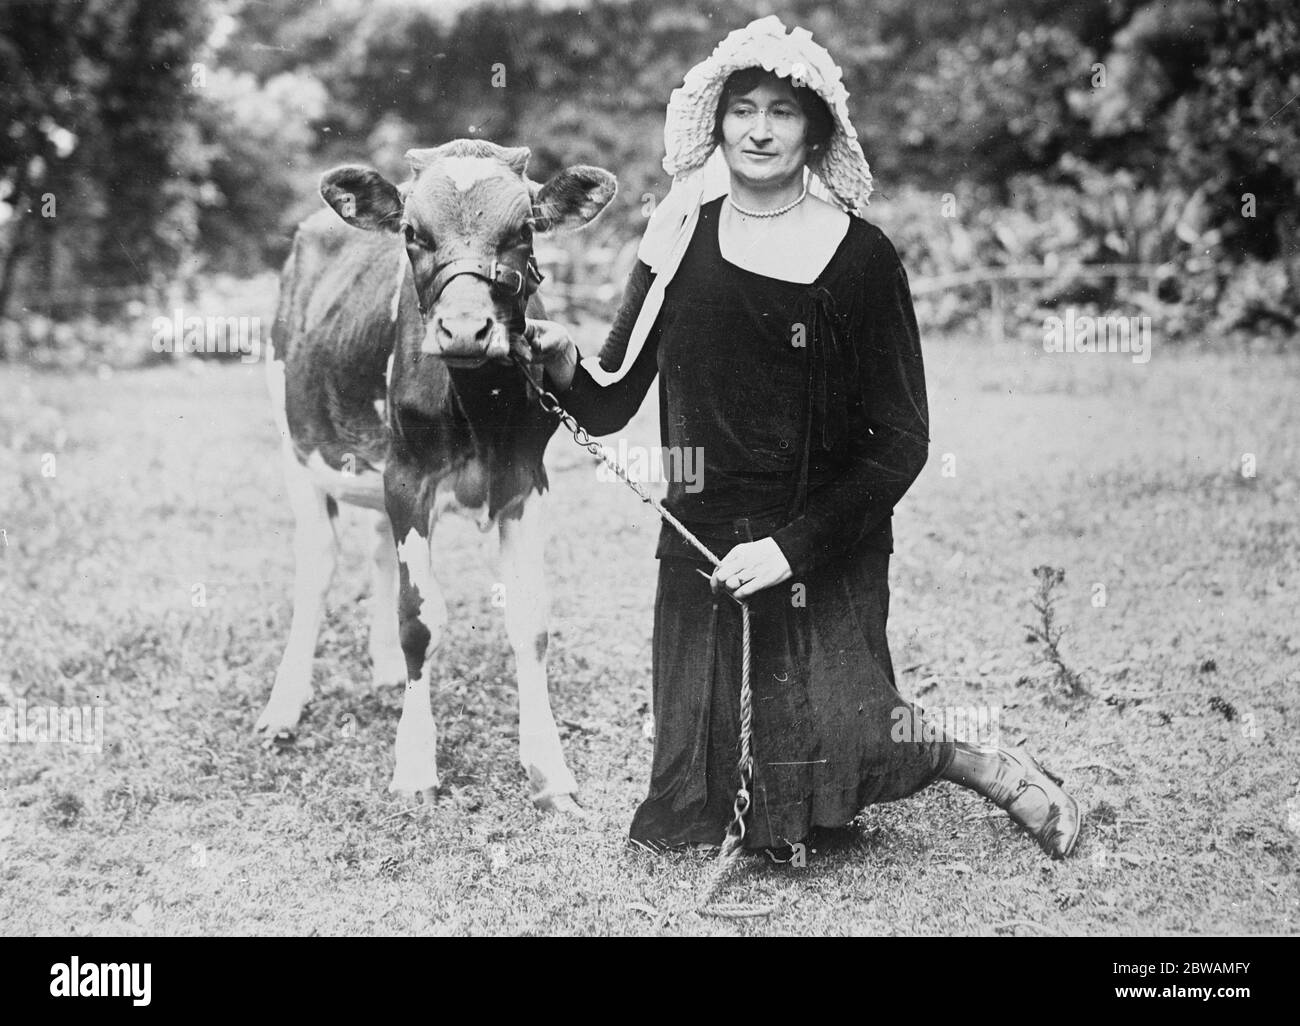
558;198;954;849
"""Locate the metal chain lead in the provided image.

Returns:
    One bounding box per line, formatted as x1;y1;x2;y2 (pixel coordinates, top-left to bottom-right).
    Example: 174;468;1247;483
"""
516;358;764;914
531;387;722;567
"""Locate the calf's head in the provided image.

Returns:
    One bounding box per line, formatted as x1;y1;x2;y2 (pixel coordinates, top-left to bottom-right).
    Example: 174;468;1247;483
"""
321;140;616;368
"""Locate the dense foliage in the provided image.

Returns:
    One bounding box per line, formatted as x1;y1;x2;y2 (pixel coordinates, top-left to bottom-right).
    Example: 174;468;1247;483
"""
1;0;1296;354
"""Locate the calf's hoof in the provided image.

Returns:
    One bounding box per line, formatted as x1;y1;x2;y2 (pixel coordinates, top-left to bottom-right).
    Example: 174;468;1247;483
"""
255;690;310;739
534;792;590;819
388;765;440;802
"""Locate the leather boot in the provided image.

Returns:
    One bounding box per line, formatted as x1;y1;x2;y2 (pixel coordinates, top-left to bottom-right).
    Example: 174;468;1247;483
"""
945;742;1082;859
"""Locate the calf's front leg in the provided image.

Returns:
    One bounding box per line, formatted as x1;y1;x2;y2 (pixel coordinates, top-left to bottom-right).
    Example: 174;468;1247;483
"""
368;510;407;687
386;471;446;798
499;490;580;811
258;444;338;738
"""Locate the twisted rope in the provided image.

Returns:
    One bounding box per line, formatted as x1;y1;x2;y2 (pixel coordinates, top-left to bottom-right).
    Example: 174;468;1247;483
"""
514;355;772;918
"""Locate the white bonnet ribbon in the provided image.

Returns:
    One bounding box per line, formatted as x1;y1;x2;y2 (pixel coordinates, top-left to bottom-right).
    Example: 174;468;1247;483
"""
586;152;730;384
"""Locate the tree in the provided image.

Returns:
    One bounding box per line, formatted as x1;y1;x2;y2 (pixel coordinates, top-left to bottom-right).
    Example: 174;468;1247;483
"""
0;0;212;317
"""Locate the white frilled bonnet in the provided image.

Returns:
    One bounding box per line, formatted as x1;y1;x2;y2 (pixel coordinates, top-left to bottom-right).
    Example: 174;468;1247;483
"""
591;15;873;383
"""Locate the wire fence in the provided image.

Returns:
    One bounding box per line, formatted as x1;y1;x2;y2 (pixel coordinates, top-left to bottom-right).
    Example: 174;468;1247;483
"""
531;249;1169;341
5;255;1169;349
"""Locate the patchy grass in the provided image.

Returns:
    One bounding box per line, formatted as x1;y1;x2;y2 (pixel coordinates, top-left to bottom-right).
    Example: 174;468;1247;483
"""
1;332;1297;936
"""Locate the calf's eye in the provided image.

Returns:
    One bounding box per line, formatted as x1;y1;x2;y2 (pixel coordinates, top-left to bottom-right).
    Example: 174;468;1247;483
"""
401;222;434;250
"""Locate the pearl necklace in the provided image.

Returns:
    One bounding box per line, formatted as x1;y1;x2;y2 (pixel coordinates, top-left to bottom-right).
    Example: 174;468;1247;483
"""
728;184;808;219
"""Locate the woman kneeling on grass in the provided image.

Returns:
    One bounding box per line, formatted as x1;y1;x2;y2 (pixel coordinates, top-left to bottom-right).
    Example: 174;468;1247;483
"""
528;16;1082;860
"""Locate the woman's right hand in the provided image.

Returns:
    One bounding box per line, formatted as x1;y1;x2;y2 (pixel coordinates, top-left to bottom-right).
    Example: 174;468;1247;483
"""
525;319;578;391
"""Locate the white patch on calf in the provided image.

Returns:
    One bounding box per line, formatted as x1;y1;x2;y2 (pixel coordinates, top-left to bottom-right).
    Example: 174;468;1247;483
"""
369;511;405;686
395;527;431;632
258;436;338;737
305;449;386;511
265;341;291;443
430;462;496;533
391;671;440;795
378;350;394;438
389;526;445;794
441;156;507;192
497;491;577;801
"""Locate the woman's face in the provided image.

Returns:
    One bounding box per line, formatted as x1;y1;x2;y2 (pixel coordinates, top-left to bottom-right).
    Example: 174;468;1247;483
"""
719;77;809;191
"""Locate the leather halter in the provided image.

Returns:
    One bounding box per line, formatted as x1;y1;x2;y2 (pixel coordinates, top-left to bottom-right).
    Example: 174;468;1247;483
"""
401;220;546;320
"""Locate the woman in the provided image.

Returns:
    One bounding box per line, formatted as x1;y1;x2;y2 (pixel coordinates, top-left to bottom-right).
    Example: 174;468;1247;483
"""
529;16;1081;858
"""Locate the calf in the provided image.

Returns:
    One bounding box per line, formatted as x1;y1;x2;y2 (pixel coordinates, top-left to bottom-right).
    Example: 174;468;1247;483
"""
259;139;616;811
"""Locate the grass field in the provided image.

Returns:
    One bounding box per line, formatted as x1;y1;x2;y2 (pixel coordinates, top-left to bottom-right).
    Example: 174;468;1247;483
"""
1;330;1297;936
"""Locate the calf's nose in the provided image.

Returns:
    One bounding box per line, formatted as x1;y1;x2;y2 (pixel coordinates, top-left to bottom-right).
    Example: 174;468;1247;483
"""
434;314;494;348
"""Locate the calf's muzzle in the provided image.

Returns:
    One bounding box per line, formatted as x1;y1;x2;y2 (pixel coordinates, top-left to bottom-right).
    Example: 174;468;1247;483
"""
417;255;537;367
424;312;512;368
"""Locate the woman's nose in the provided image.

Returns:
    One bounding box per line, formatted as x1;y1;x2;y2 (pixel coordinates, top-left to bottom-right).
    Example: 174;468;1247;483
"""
748;114;774;141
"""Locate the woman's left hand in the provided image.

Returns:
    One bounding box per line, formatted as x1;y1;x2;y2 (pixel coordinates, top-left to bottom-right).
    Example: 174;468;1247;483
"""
710;538;793;600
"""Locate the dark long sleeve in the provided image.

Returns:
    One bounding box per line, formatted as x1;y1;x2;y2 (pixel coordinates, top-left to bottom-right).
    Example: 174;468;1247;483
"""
772;240;929;576
548;259;661;437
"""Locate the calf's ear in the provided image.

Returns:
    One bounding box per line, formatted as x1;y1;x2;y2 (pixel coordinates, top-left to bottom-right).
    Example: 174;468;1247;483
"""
320;165;403;232
531;165;617;232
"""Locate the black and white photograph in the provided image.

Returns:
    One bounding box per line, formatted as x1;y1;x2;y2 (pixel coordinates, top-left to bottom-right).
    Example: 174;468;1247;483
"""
1;0;1297;969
